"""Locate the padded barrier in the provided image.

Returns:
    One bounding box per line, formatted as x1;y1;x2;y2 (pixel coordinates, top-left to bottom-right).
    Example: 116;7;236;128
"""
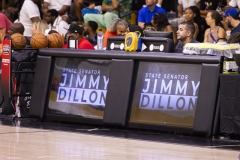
103;59;134;126
29;56;52;119
193;63;221;136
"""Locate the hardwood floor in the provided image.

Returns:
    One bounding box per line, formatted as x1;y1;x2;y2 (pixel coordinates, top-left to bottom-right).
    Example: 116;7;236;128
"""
0;124;239;160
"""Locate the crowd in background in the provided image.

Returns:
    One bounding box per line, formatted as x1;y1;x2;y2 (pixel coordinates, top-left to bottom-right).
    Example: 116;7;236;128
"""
0;0;240;50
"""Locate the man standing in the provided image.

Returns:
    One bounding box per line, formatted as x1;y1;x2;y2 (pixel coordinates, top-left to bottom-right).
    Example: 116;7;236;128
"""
175;22;199;49
138;0;166;28
62;24;95;50
45;9;69;37
19;0;40;37
224;8;240;35
84;20;98;46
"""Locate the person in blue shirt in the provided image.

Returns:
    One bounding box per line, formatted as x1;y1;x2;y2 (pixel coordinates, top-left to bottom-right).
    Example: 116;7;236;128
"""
224;8;240;35
138;0;166;28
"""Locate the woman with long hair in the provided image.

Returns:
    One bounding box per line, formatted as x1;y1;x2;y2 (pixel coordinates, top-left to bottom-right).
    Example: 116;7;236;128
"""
152;12;177;44
32;20;49;35
184;7;199;40
204;11;226;43
103;18;128;48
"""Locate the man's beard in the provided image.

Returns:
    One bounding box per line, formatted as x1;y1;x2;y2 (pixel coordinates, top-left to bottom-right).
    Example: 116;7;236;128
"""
84;30;89;36
227;21;233;29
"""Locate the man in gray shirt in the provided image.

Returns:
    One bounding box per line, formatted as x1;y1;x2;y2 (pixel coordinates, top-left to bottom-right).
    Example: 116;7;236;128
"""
175;22;199;49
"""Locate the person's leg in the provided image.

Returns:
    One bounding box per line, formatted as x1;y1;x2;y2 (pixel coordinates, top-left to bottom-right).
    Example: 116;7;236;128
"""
74;0;86;22
84;14;105;28
103;12;118;29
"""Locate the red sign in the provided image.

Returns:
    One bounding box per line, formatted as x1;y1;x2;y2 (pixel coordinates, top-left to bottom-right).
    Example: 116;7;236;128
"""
1;39;11;97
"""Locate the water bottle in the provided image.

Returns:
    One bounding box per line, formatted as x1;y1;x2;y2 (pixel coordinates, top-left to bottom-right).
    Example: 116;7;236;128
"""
97;29;104;50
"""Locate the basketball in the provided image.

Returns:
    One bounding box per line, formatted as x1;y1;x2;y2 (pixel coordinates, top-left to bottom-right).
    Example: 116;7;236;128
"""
11;33;27;48
30;33;48;49
47;33;64;48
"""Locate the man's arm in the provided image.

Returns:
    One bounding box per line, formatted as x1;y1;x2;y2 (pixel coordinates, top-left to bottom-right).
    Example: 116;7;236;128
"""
178;4;183;17
138;9;145;28
58;5;70;15
196;1;200;9
31;17;40;23
42;2;49;15
0;28;6;43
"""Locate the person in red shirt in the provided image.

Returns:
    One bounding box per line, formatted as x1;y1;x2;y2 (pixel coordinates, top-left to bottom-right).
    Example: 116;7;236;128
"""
63;24;94;50
0;12;12;43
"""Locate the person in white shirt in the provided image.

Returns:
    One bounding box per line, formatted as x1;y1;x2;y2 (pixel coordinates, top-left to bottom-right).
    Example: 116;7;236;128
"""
178;0;200;17
19;0;40;37
45;9;69;37
224;0;240;12
42;0;71;22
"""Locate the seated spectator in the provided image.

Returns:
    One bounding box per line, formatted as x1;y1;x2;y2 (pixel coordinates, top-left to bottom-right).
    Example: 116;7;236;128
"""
184;7;199;40
45;9;68;37
3;10;15;22
103;18;128;48
223;0;240;12
19;0;40;37
204;11;226;43
175;21;199;49
152;12;177;44
143;22;156;31
74;0;102;22
63;24;95;49
178;0;200;18
84;20;98;46
223;8;240;35
227;32;240;43
42;0;71;22
138;0;166;28
32;20;49;35
189;6;207;42
84;0;132;29
8;22;25;36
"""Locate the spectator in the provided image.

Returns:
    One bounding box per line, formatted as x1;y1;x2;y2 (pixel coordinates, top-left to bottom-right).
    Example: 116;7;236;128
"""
152;12;177;44
63;24;95;50
184;7;199;40
84;0;132;29
0;12;12;43
138;0;166;28
32;20;49;35
103;18;128;48
178;0;200;17
45;9;68;37
8;22;25;36
42;0;71;22
204;11;226;43
175;21;199;49
84;20;98;46
190;6;207;42
224;0;240;12
19;0;40;37
74;0;102;22
3;10;15;22
224;8;240;35
143;22;156;31
227;32;240;43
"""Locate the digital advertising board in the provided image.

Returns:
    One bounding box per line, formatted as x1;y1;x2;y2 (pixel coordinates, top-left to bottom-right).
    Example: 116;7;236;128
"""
130;62;202;128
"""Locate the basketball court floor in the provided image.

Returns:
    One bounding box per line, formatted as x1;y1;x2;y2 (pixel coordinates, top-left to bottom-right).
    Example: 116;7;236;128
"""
0;117;239;160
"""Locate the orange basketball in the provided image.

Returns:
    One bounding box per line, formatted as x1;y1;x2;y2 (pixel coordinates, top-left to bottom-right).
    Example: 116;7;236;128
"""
11;33;27;48
47;33;64;48
30;33;48;49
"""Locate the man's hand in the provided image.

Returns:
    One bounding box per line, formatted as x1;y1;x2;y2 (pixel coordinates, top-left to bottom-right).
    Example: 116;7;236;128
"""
88;3;95;10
